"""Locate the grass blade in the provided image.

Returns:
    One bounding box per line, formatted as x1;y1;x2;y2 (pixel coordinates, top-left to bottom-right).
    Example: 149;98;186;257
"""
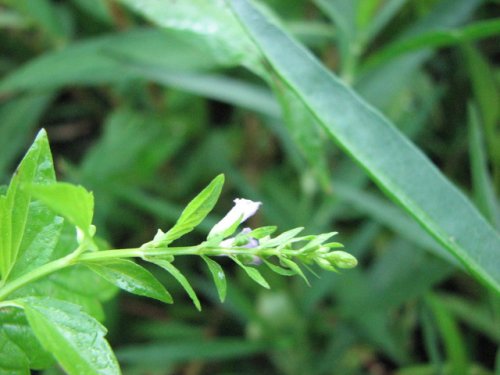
230;0;500;294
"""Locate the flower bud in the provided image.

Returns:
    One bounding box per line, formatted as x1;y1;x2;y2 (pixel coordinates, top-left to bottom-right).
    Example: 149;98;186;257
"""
326;251;358;269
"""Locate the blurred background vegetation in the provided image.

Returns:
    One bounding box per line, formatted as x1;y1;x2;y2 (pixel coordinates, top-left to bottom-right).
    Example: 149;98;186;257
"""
0;0;499;374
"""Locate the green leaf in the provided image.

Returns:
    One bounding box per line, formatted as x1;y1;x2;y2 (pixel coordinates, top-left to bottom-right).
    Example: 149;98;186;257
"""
271;81;330;190
201;255;227;302
84;259;172;304
147;258;201;311
0;307;53;372
6;0;67;43
30;182;94;234
231;256;270;289
0;329;29;374
116;338;267;367
298;232;338;254
116;0;262;73
230;0;500;294
122;68;280;118
20;297;120;375
262;259;295;276
463;44;500;174
147;174;224;247
361;0;409;45
279;257;309;285
248;226;277;239
0;129;55;280
0;29;228;94
314;0;357;75
356;0;483;111
425;293;469;375
9;220;116;320
260;227;303;248
468;104;499;228
364;19;500;71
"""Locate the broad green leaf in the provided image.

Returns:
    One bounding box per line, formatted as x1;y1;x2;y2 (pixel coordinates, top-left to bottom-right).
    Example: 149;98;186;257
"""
20;297;120;375
13;265;115;322
147;258;201;311
0;307;53;371
30;182;94;234
231;256;270;289
85;259;172;304
10;221;116;320
8;205;63;280
201;255;227;302
230;0;500;294
0;129;54;280
116;0;262;73
147;174;224;247
364;19;500;71
0;329;29;374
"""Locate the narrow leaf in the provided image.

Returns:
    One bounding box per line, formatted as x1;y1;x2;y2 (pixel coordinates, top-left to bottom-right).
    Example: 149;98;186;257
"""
364;19;500;70
231;256;270;289
230;0;500;294
201;255;227;302
260;227;303;248
149;174;224;247
20;297;120;375
262;259;295;276
426;293;469;375
468;104;499;228
279;257;309;285
85;259;172;304
147;258;201;311
249;226;277;239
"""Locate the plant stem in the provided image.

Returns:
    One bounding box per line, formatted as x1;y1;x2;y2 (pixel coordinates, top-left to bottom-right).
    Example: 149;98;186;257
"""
0;244;282;301
0;251;79;301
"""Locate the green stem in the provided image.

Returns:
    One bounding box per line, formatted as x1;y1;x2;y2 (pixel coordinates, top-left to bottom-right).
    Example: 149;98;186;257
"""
0;244;283;301
78;245;281;261
0;251;79;301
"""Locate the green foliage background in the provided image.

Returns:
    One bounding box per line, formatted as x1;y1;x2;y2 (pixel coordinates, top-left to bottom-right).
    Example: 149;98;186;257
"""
0;0;499;374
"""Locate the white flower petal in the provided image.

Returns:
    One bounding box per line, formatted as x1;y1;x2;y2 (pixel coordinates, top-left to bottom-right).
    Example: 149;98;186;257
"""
209;198;261;237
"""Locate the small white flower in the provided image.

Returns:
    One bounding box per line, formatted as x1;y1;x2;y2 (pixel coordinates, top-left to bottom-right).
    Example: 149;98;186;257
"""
209;198;261;238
